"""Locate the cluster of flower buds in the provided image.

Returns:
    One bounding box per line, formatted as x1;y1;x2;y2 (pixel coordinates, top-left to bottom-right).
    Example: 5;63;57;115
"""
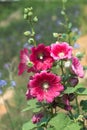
24;7;38;45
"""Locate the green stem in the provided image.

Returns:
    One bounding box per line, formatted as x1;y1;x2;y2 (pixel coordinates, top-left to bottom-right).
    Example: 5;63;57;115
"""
29;18;36;47
60;61;64;75
69;110;74;119
75;95;80;115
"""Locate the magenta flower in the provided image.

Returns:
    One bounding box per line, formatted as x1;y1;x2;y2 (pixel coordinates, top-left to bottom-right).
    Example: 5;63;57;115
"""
51;42;73;60
18;48;34;75
32;113;43;124
30;44;54;71
71;57;84;78
28;71;64;103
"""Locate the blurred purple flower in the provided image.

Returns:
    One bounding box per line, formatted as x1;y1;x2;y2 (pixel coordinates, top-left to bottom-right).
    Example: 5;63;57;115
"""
56;20;62;26
4;63;10;70
0;80;7;87
11;80;16;87
0;89;3;95
71;27;81;36
73;43;80;49
35;34;42;40
23;43;33;50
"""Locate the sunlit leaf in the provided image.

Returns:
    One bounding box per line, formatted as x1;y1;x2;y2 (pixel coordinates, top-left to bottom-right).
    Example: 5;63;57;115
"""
49;113;82;130
22;121;37;130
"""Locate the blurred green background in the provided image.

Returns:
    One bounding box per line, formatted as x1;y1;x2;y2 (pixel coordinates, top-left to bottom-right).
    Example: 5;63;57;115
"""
0;0;87;130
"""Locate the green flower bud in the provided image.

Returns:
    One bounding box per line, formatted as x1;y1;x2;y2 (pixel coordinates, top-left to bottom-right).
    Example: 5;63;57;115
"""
61;11;65;15
31;31;35;37
24;14;28;19
24;31;31;36
28;7;33;11
24;8;28;14
62;33;67;39
28;12;33;16
76;52;84;60
28;38;34;44
53;33;58;38
33;16;38;22
27;61;33;67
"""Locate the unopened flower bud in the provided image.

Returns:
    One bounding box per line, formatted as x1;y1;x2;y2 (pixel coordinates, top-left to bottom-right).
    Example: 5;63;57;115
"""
27;61;33;67
24;14;28;19
76;52;84;60
68;93;75;101
24;31;31;36
68;77;79;87
28;38;34;44
28;7;33;11
33;16;38;22
53;33;58;38
28;12;33;16
24;8;28;13
32;113;43;124
31;31;35;37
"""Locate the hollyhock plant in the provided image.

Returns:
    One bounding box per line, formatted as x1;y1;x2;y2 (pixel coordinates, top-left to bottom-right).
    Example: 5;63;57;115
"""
20;5;87;130
51;42;73;60
28;71;64;103
71;57;84;78
30;44;54;71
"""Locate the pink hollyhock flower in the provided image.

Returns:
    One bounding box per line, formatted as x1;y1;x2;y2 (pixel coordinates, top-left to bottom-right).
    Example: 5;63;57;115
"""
51;42;73;60
29;71;64;103
32;113;43;124
71;57;84;78
62;94;72;111
18;48;34;75
30;44;54;71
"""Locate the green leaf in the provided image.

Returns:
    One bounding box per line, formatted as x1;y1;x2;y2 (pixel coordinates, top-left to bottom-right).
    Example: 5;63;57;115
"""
22;121;37;130
22;107;31;112
47;127;55;130
49;113;71;129
63;122;81;130
49;113;82;130
64;84;82;94
37;127;44;130
76;88;87;95
80;100;87;112
51;65;61;75
22;99;41;112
